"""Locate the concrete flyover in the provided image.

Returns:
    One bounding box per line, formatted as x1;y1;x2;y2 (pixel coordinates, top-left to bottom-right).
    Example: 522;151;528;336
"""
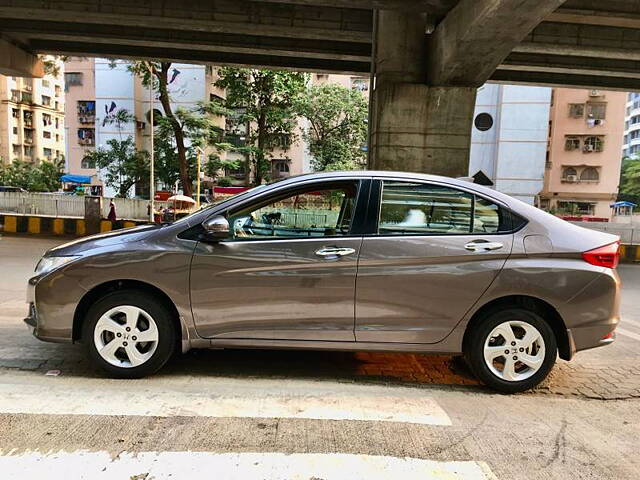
1;0;639;175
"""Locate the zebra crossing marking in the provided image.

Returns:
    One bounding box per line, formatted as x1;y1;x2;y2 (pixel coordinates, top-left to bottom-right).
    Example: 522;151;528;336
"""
0;451;498;480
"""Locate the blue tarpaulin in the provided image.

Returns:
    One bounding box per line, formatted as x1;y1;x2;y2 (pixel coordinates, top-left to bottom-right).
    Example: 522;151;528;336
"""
610;201;637;208
61;174;91;184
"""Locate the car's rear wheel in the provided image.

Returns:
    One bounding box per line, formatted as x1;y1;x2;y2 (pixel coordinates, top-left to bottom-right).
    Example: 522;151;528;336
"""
82;290;176;378
465;308;557;393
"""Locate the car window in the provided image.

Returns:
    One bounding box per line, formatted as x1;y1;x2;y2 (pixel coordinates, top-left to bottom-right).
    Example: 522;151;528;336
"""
228;182;358;240
378;181;506;235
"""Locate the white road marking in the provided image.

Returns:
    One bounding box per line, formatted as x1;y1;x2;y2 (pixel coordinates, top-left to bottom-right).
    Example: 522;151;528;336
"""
616;327;640;341
0;382;452;425
0;451;498;480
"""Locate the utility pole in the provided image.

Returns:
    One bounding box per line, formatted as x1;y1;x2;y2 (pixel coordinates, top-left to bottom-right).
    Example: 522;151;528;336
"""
148;62;155;223
196;146;205;209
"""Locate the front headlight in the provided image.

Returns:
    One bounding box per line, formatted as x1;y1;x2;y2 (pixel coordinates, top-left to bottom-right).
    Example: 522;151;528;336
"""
34;256;81;276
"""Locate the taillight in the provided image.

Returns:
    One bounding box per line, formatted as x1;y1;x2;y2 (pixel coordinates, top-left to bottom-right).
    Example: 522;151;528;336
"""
582;242;620;269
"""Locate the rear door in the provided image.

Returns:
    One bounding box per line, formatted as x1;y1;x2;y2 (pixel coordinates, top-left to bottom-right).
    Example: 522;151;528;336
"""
355;179;514;344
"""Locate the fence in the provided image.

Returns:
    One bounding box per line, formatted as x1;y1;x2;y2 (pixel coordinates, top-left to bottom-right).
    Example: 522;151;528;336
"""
0;192;153;221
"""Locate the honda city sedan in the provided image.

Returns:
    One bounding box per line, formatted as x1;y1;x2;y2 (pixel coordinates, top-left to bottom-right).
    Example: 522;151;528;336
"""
25;171;621;393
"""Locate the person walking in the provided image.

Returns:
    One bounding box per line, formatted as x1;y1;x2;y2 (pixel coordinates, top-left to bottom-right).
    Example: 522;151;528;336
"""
107;199;117;222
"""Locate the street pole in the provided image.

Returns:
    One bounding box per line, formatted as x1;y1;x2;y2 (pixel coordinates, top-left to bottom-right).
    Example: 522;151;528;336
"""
148;63;155;223
196;146;204;209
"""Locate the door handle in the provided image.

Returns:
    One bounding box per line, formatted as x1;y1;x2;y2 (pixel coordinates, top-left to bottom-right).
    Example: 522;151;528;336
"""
315;247;356;258
465;241;504;252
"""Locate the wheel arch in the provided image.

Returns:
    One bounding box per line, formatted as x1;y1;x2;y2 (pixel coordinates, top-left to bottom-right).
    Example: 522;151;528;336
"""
463;295;572;361
72;279;183;347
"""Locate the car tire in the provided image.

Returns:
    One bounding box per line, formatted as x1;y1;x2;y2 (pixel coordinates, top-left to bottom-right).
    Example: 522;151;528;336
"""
82;290;177;379
464;308;557;394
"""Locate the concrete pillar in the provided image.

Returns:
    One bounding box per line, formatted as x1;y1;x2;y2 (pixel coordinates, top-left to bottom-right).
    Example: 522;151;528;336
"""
84;196;102;235
369;11;477;177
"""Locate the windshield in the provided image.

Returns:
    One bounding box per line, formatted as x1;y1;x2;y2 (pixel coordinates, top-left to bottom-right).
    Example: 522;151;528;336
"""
170;185;269;225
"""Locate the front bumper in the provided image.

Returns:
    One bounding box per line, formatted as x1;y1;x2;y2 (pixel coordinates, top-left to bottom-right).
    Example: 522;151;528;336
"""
25;276;73;343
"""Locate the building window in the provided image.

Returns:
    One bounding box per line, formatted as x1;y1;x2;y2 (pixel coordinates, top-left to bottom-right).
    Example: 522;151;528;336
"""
55;117;60;129
12;108;19;119
565;136;580;151
580;167;600;182
41;95;51;106
43;148;52;159
272;160;291;179
587;102;606;120
557;201;595;216
54;85;61;98
43;131;52;139
23;145;33;157
64;72;83;91
23;111;33;127
569;103;585;118
583;136;604;153
562;167;578;181
42;113;52;127
81;155;96;169
351;78;369;92
10;90;19;102
12;127;18;135
12;144;21;156
78;128;95;146
272;134;292;149
77;101;96;123
42;80;50;88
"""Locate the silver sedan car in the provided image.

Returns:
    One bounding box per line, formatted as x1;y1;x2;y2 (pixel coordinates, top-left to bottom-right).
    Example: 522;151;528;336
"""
26;171;621;393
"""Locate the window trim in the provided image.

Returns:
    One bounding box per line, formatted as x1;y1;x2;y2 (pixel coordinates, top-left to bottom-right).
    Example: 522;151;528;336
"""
219;179;368;243
367;178;524;237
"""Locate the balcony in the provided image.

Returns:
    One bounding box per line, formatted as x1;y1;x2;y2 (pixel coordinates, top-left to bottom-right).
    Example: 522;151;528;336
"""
78;138;95;147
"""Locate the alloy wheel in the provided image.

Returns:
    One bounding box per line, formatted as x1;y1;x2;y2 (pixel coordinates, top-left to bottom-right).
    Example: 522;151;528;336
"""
483;320;546;382
93;305;159;368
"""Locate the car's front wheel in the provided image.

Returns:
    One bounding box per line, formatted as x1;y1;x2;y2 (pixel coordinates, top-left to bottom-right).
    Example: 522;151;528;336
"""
82;290;177;378
465;308;557;393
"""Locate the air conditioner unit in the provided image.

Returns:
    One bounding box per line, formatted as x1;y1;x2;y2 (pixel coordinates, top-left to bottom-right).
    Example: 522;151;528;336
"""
566;174;578;182
589;90;604;97
24;85;32;92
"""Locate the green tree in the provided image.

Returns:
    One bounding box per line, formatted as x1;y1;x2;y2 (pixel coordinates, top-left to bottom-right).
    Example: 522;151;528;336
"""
83;137;149;198
620;157;640;198
295;83;368;171
214;68;308;185
127;61;198;196
0;159;63;191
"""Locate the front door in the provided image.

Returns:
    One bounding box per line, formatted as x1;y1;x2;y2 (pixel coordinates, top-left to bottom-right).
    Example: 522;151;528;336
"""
190;180;365;341
355;180;514;344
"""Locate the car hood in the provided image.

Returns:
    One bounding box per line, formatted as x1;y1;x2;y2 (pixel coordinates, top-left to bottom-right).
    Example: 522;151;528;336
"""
46;224;161;256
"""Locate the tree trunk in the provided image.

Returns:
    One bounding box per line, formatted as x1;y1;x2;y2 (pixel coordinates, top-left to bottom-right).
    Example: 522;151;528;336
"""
255;112;267;185
156;62;193;197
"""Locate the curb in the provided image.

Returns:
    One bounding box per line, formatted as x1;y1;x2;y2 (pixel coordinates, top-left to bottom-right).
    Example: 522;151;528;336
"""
0;214;144;236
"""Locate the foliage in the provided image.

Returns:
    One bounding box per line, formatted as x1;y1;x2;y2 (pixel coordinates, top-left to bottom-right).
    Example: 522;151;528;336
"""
0;159;64;192
83;137;149;198
294;83;368;171
216;177;233;187
102;108;136;136
620;157;640;201
214;68;308;185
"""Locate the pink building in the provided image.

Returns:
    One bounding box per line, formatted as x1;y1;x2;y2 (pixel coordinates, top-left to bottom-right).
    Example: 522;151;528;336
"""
540;89;626;219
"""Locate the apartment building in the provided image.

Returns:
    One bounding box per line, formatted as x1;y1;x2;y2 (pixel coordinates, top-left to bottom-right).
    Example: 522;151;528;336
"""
64;58;97;177
0;59;65;167
622;92;640;158
469;84;552;205
64;58;216;196
539;88;626;218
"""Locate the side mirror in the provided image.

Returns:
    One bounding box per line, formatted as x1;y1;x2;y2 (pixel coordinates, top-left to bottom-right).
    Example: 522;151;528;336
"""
202;215;230;240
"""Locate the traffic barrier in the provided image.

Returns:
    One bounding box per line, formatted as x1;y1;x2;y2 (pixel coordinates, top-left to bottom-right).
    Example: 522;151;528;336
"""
0;214;147;237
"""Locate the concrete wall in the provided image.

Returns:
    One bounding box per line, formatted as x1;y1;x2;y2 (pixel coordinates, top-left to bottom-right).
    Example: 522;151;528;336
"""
469;84;551;205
